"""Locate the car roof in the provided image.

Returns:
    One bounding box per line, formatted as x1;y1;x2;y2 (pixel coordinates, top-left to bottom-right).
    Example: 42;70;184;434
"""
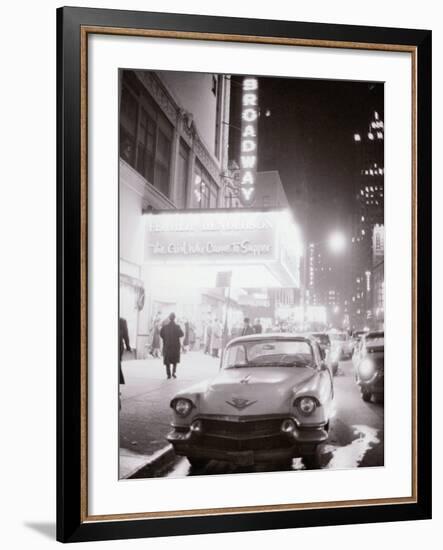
227;332;317;346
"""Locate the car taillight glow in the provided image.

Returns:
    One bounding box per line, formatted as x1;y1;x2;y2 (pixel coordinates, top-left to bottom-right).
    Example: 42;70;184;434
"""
359;358;374;379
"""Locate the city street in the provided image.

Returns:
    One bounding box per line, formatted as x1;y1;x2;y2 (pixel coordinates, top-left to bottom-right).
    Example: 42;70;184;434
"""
120;351;384;479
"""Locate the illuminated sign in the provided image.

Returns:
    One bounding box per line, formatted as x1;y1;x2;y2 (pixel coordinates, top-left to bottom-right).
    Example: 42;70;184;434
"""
144;210;303;287
145;211;276;263
239;77;258;204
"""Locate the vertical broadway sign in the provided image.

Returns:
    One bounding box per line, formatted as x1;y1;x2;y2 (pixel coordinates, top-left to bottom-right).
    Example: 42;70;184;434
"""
239;77;258;205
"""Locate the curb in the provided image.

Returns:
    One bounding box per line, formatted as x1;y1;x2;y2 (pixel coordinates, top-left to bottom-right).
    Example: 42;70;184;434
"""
125;444;176;479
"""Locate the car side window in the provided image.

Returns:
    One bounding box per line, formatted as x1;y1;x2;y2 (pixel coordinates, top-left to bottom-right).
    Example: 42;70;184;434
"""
224;345;246;368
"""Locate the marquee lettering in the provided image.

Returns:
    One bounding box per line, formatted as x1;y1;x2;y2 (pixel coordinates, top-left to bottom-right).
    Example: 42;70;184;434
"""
240;155;256;169
239;76;258;205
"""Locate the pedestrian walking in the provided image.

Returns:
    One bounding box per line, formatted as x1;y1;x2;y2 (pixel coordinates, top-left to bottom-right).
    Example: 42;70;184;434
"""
241;317;255;336
253;318;263;334
204;322;212;354
150;320;161;357
211;318;222;358
119;316;131;384
160;313;184;379
183;319;190;353
188;321;196;351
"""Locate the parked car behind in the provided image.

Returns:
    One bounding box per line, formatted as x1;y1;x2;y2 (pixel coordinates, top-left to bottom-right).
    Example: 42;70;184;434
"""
167;333;334;469
354;332;384;403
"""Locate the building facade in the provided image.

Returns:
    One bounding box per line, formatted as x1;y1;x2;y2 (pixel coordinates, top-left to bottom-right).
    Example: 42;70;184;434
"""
305;243;343;329
350;110;384;329
119;69;232;355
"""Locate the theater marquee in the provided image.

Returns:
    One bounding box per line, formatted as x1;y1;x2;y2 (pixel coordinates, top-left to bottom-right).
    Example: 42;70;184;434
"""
143;209;303;287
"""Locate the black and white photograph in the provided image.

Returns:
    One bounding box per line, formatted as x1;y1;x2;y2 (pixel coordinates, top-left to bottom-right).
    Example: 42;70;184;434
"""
118;69;385;479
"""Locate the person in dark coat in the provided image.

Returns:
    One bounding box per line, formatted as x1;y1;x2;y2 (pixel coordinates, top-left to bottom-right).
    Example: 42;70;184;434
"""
160;313;184;379
119;317;131;384
253;318;263;334
241;317;255;336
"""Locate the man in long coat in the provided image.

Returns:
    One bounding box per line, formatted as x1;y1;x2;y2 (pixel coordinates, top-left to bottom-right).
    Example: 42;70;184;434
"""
241;317;255;336
160;313;184;379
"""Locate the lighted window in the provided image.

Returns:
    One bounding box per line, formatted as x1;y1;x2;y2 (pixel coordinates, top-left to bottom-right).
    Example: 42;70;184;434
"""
192;160;218;209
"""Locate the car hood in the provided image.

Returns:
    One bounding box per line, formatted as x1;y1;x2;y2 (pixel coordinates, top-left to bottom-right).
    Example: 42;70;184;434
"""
184;367;319;416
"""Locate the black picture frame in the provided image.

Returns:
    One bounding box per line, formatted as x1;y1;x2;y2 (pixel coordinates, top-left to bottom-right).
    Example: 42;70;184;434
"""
57;6;432;543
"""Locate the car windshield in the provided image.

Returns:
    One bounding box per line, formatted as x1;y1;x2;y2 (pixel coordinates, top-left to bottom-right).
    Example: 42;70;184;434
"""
366;331;384;340
311;333;330;346
223;339;314;369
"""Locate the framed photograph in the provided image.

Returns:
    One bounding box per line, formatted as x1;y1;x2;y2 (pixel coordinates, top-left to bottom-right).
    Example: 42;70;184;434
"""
57;6;432;543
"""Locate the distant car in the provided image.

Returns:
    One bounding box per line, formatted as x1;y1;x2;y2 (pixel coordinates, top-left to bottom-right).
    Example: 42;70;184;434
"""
309;332;338;376
329;331;352;361
167;334;334;469
354;332;384;403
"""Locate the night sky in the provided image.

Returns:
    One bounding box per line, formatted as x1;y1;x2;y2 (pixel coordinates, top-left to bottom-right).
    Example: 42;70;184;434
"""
229;75;384;298
229;75;384;242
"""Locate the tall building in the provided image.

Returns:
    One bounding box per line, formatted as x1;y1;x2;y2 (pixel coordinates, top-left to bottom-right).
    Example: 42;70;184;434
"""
372;224;385;329
119;69;231;353
350;110;384;329
306;243;342;327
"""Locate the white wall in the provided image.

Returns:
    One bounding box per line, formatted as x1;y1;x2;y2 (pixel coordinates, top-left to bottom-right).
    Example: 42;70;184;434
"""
159;71;218;157
0;1;439;550
119;169;145;268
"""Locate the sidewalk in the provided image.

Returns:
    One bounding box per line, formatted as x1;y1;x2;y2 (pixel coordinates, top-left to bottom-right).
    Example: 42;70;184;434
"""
119;350;220;478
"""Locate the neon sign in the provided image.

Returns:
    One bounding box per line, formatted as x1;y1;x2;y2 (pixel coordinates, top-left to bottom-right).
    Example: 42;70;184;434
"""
239;77;258;204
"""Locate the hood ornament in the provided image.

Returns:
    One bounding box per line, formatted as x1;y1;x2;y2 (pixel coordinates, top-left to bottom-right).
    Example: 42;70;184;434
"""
240;375;251;384
226;397;257;411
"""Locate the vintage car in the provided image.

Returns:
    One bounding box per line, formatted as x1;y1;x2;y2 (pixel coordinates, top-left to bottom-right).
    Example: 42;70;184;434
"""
329;331;353;360
354;332;384;403
167;334;334;469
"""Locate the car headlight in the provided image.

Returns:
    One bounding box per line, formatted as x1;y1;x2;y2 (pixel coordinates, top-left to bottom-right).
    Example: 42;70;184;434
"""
171;398;194;417
295;396;318;416
359;358;374;378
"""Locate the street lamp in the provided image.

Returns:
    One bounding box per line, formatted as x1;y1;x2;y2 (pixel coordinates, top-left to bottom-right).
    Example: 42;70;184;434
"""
328;231;347;254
